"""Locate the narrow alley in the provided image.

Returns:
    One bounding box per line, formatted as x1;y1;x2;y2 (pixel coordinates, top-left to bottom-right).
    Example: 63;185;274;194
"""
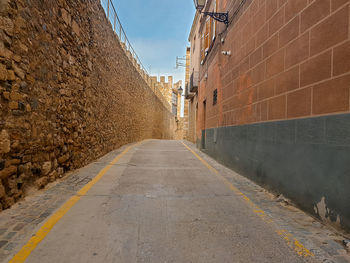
1;0;350;262
1;140;348;263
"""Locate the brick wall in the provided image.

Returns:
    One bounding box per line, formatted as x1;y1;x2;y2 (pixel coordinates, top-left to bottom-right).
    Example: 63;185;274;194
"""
198;0;350;131
187;96;198;143
0;0;175;209
196;0;350;232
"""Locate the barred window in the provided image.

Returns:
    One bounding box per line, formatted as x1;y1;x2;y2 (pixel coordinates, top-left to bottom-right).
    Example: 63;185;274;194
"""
213;89;217;105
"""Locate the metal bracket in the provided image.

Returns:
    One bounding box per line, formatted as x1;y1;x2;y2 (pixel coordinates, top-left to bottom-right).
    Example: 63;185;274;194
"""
175;56;186;69
202;12;229;25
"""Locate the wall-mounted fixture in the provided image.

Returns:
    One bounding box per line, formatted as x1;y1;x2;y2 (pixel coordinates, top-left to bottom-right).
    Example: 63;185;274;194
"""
193;0;229;25
175;56;186;69
221;50;231;56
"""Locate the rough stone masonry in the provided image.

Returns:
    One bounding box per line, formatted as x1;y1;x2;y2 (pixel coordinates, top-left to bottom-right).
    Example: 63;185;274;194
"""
0;0;175;209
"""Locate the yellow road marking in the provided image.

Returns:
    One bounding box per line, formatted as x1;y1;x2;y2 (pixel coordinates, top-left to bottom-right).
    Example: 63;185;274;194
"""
9;141;143;263
181;141;314;258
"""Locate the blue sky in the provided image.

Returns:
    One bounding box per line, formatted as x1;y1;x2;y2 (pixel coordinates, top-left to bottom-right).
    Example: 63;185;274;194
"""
110;0;195;83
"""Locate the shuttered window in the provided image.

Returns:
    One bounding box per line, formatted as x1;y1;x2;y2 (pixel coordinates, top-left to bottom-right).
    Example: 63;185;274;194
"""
201;33;205;61
200;0;217;62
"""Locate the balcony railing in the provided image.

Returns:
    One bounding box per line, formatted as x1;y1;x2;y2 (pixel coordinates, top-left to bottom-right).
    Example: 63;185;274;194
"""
189;71;199;93
185;83;195;100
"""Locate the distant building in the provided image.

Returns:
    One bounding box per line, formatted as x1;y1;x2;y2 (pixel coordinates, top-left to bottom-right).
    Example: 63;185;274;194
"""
173;80;183;119
182;47;191;140
150;75;175;111
185;11;201;144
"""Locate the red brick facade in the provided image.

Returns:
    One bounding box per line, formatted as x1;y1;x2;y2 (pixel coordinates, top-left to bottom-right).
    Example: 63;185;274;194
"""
197;0;350;138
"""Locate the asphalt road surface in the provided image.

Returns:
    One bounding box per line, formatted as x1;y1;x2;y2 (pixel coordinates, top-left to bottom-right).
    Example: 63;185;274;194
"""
6;140;347;263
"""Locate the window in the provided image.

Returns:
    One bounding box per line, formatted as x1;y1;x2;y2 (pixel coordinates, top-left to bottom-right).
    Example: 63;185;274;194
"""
205;16;210;52
193;35;196;52
200;0;217;62
213;89;217;105
172;92;177;116
201;33;205;61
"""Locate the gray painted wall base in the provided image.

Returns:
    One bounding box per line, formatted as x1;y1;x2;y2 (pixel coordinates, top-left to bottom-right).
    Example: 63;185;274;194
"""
200;113;350;232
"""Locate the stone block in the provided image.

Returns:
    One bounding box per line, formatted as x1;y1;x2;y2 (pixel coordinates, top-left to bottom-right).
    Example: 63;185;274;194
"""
333;41;350;76
300;50;331;87
26;75;35;84
256;24;268;47
0;45;12;59
279;16;299;48
312;75;350;115
58;154;69;164
287;87;312;118
3;196;14;209
0;16;13;36
12;54;21;62
331;0;348;11
310;6;348;56
10;159;20;165
0;183;5;198
35;176;49;189
13;64;25;80
10;91;22;101
72;20;80;36
8;101;18;110
61;8;71;25
0;0;9;16
15;16;26;30
301;0;330;33
268;8;284;36
42;161;52;176
268;95;286;120
249;48;262;68
265;0;277;20
2;91;9;100
257;79;275;100
7;70;15;81
285;0;308;22
0;63;7;80
0;166;16;180
285;32;309;69
26;104;31;112
265;49;284;78
0;130;10;153
48;171;58;182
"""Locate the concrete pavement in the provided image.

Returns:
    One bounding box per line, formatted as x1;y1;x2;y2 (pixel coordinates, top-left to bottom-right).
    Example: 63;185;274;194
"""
1;140;349;262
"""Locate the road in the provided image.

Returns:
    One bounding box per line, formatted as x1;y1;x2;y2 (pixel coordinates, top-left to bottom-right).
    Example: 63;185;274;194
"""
3;140;349;262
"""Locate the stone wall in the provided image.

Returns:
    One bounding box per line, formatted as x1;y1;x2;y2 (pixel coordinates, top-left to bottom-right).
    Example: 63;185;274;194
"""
150;76;174;109
0;0;175;209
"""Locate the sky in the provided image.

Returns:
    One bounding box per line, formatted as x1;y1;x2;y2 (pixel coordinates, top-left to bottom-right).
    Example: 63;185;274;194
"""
109;0;196;84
